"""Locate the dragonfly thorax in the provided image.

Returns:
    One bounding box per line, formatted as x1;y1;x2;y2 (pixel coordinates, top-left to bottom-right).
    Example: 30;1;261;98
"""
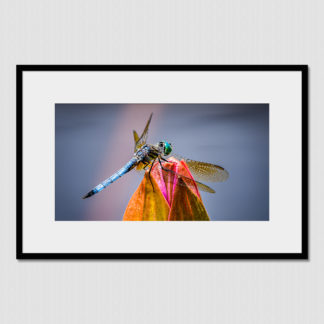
133;142;172;165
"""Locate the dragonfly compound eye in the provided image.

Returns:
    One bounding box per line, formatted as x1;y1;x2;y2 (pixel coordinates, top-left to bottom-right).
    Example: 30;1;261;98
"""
163;141;172;156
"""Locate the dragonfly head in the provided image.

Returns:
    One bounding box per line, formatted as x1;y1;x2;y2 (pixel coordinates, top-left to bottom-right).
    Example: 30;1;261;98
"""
159;141;172;156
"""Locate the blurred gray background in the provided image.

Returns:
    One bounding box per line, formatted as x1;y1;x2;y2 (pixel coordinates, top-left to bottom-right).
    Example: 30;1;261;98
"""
55;103;269;221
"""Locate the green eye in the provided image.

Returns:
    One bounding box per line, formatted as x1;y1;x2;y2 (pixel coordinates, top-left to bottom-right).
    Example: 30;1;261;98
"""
164;142;172;155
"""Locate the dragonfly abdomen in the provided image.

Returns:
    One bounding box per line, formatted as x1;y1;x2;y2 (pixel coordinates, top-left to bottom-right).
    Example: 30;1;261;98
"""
82;157;137;199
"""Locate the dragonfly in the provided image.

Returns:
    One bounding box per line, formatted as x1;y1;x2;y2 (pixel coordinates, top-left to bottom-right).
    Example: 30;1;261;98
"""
82;113;229;199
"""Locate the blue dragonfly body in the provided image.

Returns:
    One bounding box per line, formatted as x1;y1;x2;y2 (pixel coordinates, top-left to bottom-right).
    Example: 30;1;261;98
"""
82;113;229;199
82;143;169;199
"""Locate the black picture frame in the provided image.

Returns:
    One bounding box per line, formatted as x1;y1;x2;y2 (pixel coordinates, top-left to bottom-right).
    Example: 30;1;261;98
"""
16;65;308;260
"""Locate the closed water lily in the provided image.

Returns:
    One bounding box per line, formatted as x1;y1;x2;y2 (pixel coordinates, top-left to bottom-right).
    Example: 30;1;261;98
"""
123;157;210;221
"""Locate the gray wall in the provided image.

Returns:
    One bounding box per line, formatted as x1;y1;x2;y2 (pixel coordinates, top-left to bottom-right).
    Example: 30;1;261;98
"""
0;1;321;323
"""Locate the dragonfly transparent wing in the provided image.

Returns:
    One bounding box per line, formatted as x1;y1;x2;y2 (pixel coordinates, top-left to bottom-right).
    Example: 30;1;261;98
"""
159;165;216;193
172;154;229;183
133;113;153;152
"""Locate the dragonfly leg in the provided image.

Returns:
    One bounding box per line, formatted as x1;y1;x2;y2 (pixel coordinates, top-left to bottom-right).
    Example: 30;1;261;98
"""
158;157;172;173
148;159;156;192
158;157;181;179
160;156;175;163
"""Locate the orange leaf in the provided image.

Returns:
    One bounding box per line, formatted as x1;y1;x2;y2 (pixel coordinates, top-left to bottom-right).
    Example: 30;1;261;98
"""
123;172;170;221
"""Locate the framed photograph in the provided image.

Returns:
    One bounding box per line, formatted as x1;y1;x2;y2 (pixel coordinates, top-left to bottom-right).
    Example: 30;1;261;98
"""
17;65;308;259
